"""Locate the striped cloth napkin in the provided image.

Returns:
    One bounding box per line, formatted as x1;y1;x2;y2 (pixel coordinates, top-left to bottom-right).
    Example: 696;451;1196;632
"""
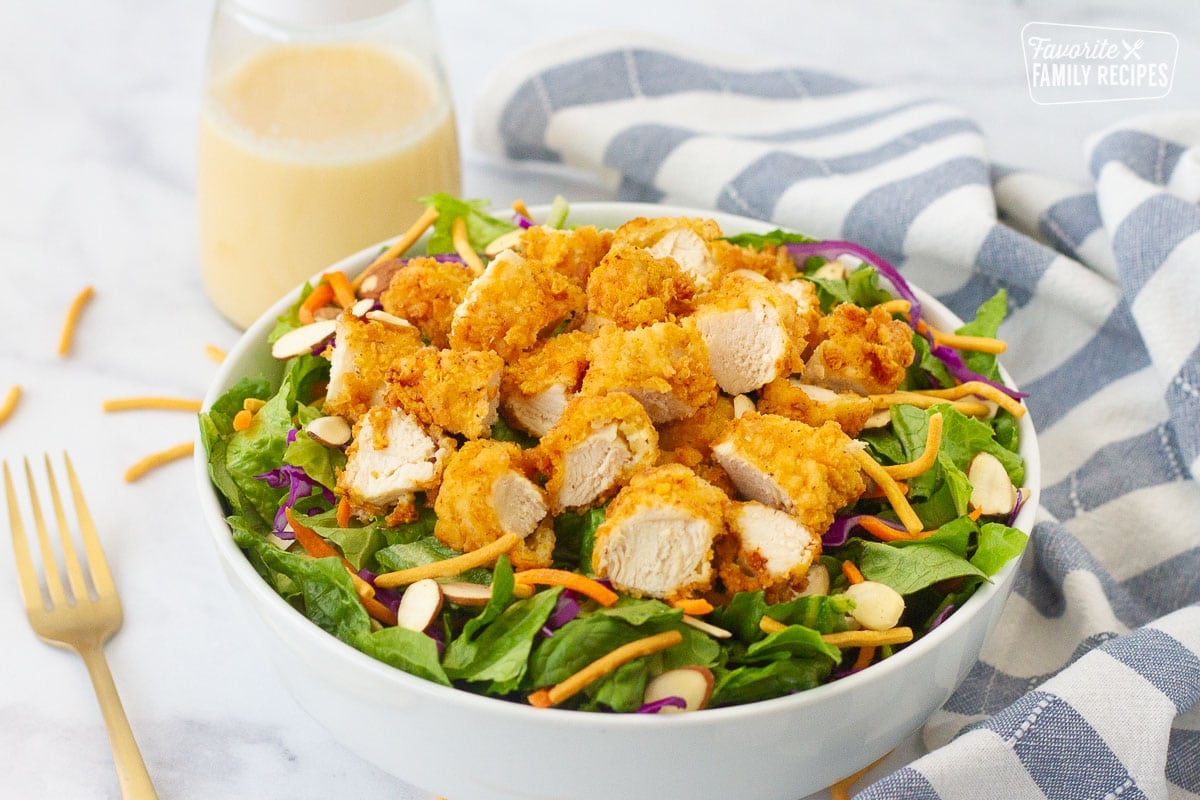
475;32;1200;800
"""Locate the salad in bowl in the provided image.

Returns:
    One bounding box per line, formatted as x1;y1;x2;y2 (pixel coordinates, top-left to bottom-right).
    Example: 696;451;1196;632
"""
200;195;1032;718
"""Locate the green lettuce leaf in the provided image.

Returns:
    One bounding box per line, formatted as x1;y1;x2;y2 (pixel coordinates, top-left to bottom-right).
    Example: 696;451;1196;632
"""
956;289;1007;380
720;230;816;250
420;194;517;254
971;523;1029;576
850;539;986;595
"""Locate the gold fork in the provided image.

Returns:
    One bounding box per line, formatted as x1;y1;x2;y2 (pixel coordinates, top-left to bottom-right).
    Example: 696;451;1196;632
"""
5;454;158;799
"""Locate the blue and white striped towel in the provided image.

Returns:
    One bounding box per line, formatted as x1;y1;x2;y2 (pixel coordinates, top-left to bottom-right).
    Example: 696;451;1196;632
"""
475;32;1200;800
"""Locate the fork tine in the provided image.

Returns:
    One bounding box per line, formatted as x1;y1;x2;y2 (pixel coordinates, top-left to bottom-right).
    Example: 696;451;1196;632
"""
4;461;44;610
45;454;89;602
25;457;68;608
64;453;115;596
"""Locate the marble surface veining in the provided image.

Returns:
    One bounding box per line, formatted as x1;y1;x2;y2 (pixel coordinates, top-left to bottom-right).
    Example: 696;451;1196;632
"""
1;1;1196;798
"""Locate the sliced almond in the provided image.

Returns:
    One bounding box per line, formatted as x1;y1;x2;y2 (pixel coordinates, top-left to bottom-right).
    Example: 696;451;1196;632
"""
794;382;840;403
440;581;493;606
271;319;337;360
313;306;341;321
365;309;415;329
306;415;352;447
483;228;524;258
812;260;848;281
395;578;444;632
681;615;733;639
351;298;375;318
968;451;1018;516
861;409;893;430
643;666;714;712
795;563;830;597
732;394;755;419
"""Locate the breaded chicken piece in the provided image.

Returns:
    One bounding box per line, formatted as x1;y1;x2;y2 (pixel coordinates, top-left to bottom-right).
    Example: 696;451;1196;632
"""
499;330;593;437
711;412;865;534
378;256;473;348
339;405;454;523
713;502;821;601
581;320;716;423
519;224;613;286
585;244;697;330
757;377;875;437
535;392;659;512
611;217;723;290
387;347;504;439
655;444;737;498
448;249;586;361
591;464;727;601
776;278;823;360
657;395;735;456
510;521;557;570
691;271;810;395
711;239;800;283
433;440;549;558
801;304;916;395
324;311;424;422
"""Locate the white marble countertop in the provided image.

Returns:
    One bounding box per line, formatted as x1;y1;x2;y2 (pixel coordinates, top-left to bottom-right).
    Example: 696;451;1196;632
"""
2;1;1196;798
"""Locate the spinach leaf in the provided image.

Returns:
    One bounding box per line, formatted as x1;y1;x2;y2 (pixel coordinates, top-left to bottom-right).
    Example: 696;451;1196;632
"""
720;230;815;250
851;539;986;595
357;626;450;686
375;537;491;584
710;658;831;707
765;594;855;635
552;507;606;574
490;417;538;449
742;626;842;666
444;586;562;694
971;523;1029;576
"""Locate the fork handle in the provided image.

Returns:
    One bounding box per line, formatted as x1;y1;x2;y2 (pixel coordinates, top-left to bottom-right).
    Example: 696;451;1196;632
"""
78;643;159;799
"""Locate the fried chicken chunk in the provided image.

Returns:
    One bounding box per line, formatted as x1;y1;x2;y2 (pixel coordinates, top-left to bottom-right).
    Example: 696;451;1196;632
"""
585;244;696;330
801;304;915;395
757;378;875;437
433;440;549;560
535;392;659;512
339;405;454;523
610;216;724;290
714;502;821;601
710;239;800;283
379;256;474;348
519;224;613;286
581;320;716;423
324;311;424;422
711;412;865;534
448;250;586;361
591;464;727;601
500;330;594;437
387;347;504;439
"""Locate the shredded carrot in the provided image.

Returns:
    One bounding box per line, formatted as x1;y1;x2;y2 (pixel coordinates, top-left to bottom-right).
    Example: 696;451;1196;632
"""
354;206;439;289
848;447;923;533
287;508;397;626
298;282;335;325
858;516;935;542
512;199;532;220
0;385;22;426
513;568;619;607
852;645;876;671
102;396;203;413
534;631;684;707
336;495;352;528
671;598;714;616
914;381;1026;419
968;507;984;522
822;627;914;648
375;533;522;588
759;616;788;635
124;441;194;482
452;216;486;276
324;270;356;309
883;412;943;480
875;299;911;316
204;343;227;363
868;391;991;417
232;408;254;432
57;285;95;356
527;688;553;708
829;750;894;800
842;560;865;585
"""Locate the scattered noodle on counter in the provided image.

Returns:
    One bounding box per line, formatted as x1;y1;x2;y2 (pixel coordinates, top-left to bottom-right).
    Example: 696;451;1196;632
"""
829;750;893;800
124;441;195;482
57;285;95;356
0;385;21;426
102;397;203;413
205;343;227;363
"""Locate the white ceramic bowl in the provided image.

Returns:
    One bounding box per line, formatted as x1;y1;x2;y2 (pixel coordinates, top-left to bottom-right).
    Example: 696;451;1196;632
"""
195;203;1040;800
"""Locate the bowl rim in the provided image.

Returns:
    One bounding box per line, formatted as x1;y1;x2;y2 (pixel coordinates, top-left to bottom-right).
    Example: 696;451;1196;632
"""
194;200;1041;728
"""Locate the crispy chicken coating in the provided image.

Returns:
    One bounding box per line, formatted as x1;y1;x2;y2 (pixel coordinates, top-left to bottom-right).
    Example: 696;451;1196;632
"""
324;311;424;422
591;464;728;601
535;392;659;512
610;216;724;290
713;501;821;602
776;278;823;361
801;304;915;395
710;239;800;283
711;412;865;534
499;330;594;437
339;405;455;523
585;244;697;329
757;377;876;437
387;346;504;439
378;256;473;348
657;395;735;456
518;224;613;286
433;440;549;556
581;320;716;423
691;271;810;395
448;250;586;361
